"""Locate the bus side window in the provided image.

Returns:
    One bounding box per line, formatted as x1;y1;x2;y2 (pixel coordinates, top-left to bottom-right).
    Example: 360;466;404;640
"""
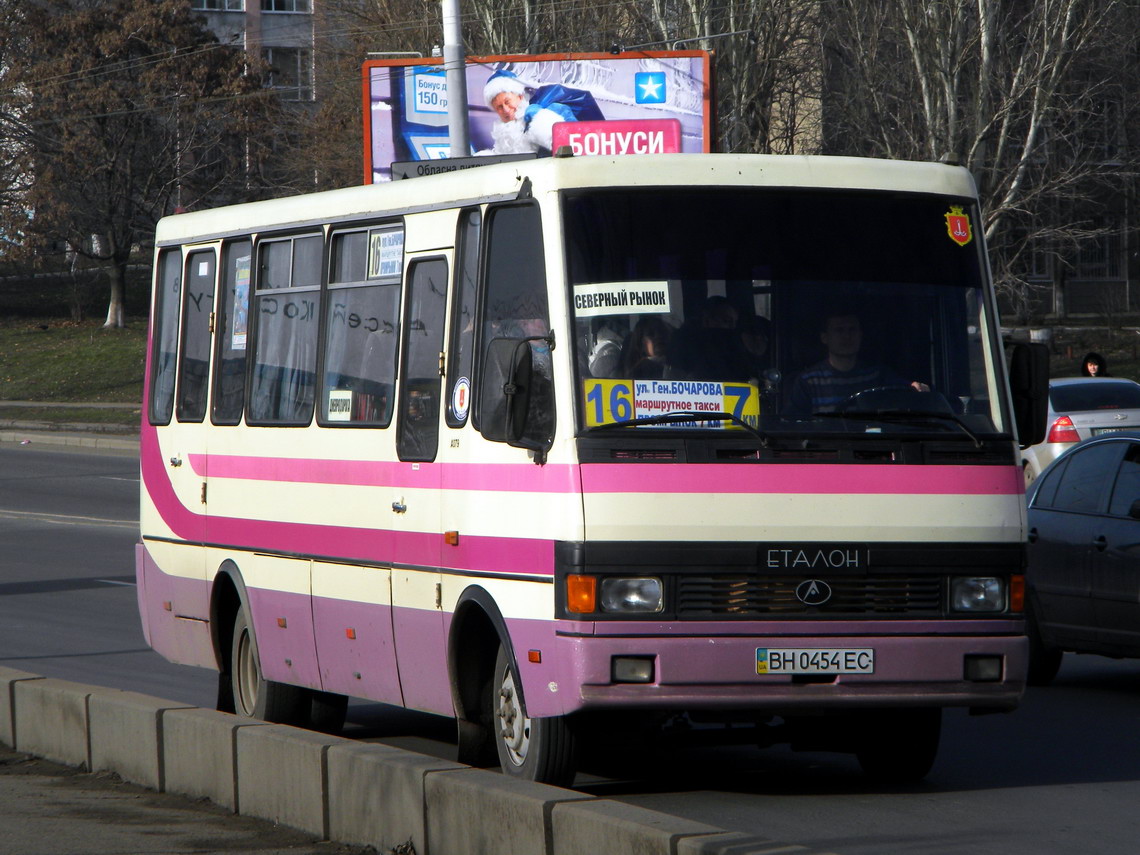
248;234;322;425
149;248;182;425
446;208;480;427
397;258;449;461
212;240;252;425
477;203;553;447
321;225;403;426
176;249;215;423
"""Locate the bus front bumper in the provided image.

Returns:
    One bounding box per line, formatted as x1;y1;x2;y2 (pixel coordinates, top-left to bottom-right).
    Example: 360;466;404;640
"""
548;627;1027;716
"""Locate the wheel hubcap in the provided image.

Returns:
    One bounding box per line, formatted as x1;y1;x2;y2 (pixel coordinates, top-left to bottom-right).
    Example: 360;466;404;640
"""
235;627;258;716
497;666;530;766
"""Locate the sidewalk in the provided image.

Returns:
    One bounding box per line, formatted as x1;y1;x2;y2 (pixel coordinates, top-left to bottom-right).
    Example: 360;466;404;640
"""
0;401;139;453
0;745;374;855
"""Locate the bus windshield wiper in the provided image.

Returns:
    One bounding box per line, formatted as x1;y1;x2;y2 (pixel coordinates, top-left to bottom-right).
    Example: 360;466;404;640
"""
810;409;982;447
586;410;769;447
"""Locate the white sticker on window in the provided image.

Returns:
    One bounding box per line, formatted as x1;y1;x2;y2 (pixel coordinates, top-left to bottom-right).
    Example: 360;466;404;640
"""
573;281;670;318
327;389;353;421
368;229;404;279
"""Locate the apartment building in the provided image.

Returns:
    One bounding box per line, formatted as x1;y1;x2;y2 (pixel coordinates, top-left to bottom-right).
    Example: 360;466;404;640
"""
191;0;315;102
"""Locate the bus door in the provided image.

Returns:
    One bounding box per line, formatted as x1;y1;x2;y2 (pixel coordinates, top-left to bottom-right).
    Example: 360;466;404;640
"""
169;245;218;621
391;251;454;714
140;245;216;665
312;223;404;703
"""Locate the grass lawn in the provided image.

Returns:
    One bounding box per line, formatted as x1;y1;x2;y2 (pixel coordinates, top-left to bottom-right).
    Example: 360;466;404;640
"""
0;318;146;430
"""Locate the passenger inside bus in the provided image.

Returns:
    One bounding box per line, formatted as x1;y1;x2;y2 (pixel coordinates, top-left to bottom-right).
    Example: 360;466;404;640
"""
586;317;626;377
737;313;771;384
620;316;672;379
788;308;929;414
671;296;753;381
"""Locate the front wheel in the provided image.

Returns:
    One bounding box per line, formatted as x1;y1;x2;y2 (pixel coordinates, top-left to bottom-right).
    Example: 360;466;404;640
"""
492;646;576;787
230;608;307;724
855;708;941;784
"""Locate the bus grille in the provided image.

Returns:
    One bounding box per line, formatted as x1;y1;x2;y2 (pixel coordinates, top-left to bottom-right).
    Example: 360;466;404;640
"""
675;575;944;617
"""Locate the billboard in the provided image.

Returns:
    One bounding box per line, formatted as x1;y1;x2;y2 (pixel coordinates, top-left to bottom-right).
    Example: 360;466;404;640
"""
362;51;712;183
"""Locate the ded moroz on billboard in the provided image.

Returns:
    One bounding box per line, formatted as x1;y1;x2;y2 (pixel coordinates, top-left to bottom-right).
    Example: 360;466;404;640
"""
362;51;712;183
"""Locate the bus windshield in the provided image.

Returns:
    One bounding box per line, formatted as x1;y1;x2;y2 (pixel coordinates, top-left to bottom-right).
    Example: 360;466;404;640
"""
564;187;1006;439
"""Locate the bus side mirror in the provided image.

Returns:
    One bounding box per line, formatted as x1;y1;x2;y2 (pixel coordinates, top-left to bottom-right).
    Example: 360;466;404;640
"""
1007;342;1049;448
479;337;533;445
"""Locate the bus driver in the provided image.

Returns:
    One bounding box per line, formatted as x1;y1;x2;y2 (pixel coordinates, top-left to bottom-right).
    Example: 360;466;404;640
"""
789;309;929;413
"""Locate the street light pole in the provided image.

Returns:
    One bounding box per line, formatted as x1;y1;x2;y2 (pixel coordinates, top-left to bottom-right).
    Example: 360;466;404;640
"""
441;0;470;157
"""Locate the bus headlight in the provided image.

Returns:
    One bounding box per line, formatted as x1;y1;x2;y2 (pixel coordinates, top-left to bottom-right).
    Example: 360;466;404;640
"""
950;576;1005;612
600;577;663;613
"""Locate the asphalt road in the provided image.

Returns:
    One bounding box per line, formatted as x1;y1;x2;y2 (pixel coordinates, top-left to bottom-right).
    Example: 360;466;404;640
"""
2;441;1140;854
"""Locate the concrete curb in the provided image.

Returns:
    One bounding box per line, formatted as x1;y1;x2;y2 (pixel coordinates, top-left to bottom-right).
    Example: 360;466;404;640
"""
0;427;138;453
0;666;840;855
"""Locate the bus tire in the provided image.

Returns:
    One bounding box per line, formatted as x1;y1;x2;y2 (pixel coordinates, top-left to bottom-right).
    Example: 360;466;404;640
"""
855;708;941;784
306;690;349;735
231;608;306;724
492;646;576;787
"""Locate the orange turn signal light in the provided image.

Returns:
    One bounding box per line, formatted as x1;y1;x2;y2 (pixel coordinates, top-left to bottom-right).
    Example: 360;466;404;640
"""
1009;574;1025;613
566;574;597;614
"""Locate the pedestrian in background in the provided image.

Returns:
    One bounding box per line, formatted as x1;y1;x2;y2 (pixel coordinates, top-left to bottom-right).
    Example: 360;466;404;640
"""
1081;351;1110;377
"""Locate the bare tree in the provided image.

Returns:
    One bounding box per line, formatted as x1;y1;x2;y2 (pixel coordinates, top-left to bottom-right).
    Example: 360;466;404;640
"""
0;0;35;256
823;0;1131;313
2;0;275;328
638;0;823;154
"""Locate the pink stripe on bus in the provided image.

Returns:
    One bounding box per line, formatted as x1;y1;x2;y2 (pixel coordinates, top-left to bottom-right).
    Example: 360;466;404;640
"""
185;453;1018;497
141;423;555;575
188;453;581;494
579;463;1023;495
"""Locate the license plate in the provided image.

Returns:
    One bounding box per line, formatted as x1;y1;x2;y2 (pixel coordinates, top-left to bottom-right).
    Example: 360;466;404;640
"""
756;647;875;675
1092;427;1127;436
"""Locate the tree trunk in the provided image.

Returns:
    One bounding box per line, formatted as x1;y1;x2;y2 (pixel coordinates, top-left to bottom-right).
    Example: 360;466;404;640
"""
103;261;127;329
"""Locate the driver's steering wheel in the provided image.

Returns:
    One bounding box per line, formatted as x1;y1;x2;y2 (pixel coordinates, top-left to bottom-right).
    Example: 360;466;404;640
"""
838;385;951;414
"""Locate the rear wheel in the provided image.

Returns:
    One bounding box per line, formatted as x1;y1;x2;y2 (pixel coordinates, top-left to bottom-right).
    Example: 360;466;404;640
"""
306;690;349;734
855;708;941;784
492;646;576;787
230;608;307;724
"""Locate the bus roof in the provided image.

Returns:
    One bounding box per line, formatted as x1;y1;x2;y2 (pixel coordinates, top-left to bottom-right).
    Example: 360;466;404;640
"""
155;153;978;246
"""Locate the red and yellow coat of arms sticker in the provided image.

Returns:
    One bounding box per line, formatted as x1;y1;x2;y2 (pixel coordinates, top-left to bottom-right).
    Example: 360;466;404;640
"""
945;206;973;246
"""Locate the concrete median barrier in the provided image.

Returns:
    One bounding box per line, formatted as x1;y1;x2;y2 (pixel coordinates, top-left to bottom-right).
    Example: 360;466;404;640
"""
552;798;726;855
677;833;821;855
0;666;41;748
424;766;594;855
327;741;465;853
235;722;352;838
12;677;104;769
88;689;196;790
0;669;842;855
163;707;269;811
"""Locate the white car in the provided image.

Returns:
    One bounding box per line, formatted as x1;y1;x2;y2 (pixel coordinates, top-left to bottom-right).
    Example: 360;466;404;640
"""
1021;376;1140;486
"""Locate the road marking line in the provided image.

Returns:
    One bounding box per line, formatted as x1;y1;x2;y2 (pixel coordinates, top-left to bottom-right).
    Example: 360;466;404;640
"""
0;508;136;529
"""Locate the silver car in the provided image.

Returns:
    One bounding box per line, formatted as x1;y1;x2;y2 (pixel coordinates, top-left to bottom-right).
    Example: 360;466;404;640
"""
1021;377;1140;487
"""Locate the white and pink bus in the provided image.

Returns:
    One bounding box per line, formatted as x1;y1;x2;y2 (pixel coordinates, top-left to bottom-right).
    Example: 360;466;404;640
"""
137;153;1046;786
